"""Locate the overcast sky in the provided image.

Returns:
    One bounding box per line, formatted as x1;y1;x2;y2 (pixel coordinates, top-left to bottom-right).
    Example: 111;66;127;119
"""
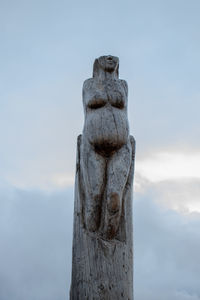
1;0;200;299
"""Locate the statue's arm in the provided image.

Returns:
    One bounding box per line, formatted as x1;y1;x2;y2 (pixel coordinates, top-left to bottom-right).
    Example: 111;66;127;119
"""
82;78;93;107
120;79;128;97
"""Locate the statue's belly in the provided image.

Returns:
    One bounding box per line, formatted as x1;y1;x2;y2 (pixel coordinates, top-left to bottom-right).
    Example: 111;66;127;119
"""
83;107;129;155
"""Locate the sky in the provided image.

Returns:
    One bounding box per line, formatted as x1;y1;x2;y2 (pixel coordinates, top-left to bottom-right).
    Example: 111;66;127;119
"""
0;0;200;299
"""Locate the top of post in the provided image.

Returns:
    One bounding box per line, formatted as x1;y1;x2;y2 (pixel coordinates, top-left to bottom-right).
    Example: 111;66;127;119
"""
93;55;119;80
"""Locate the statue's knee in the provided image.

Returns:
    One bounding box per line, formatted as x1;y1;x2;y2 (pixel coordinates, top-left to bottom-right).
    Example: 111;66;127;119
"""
107;193;120;215
106;193;121;239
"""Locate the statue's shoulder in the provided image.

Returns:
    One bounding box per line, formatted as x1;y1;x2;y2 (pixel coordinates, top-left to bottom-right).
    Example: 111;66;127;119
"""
119;79;128;95
82;78;95;102
83;78;94;90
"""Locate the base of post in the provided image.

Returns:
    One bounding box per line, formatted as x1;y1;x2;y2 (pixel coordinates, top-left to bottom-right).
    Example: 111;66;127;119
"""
70;135;135;300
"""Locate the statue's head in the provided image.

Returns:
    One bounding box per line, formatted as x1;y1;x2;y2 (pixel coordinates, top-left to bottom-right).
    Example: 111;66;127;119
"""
93;55;119;78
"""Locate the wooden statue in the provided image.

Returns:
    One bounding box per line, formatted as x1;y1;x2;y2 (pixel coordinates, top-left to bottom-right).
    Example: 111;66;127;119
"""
70;55;135;300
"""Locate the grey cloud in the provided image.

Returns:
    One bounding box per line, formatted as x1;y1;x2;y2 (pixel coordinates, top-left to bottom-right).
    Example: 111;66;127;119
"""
1;186;200;299
0;187;74;300
134;194;200;300
148;179;200;214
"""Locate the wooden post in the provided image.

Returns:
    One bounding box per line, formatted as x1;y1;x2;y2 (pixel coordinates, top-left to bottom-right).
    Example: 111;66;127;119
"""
70;55;135;300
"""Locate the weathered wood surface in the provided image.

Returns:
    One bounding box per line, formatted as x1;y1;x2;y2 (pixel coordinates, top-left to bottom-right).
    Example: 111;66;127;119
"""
70;55;135;300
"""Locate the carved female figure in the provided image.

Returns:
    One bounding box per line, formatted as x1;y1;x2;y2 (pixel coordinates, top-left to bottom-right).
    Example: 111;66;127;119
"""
80;55;132;239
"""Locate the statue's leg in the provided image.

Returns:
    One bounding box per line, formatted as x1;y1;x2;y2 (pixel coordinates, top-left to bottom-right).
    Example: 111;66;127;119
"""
104;141;132;239
80;139;106;232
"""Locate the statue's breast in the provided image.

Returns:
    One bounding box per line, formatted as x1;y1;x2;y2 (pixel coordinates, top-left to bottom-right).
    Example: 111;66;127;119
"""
106;81;126;109
85;80;127;111
87;95;107;109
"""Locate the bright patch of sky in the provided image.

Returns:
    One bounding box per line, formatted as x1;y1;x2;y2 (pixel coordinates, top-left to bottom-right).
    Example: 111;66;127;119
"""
136;150;200;183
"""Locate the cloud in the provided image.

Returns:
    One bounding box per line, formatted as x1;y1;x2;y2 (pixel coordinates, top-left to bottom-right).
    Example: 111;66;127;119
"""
3;171;75;191
136;150;200;183
150;179;200;214
134;195;200;300
134;149;200;214
0;186;74;300
134;149;200;299
1;184;200;300
135;177;200;215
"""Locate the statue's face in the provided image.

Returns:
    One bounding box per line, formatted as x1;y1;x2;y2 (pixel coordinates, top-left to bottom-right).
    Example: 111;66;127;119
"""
98;55;119;73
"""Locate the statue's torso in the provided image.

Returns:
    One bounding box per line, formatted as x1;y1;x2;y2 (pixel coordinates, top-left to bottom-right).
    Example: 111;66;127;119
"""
83;79;129;155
